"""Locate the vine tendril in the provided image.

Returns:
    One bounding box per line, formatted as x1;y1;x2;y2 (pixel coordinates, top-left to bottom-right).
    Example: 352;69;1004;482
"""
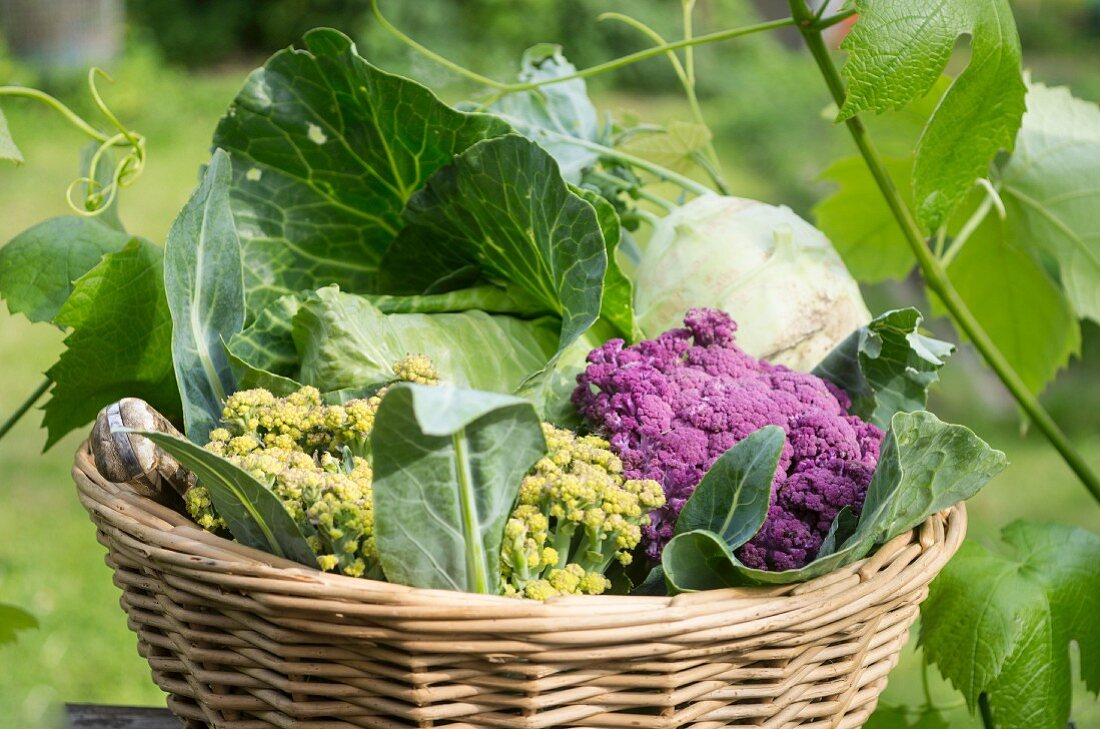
0;68;145;218
596;11;729;193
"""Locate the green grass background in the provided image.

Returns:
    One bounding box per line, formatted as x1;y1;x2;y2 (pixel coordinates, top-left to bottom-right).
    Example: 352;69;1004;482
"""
0;48;1098;729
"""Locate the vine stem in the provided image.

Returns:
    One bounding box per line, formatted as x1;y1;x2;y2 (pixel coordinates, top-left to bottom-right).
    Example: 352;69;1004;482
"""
979;693;996;729
596;11;729;193
789;0;1100;506
551;132;714;196
370;0;796;93
0;378;50;441
0;87;111;143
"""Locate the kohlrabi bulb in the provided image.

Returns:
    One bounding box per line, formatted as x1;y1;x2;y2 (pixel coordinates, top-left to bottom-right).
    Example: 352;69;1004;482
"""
633;195;871;371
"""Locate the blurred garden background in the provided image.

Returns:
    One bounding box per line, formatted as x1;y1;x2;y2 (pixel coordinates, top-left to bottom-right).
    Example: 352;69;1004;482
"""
0;0;1098;726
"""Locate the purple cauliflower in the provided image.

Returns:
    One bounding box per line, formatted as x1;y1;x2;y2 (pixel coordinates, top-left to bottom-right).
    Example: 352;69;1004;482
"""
572;308;883;571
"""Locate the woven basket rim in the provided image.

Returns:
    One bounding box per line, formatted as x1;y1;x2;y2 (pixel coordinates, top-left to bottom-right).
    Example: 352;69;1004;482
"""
72;441;967;619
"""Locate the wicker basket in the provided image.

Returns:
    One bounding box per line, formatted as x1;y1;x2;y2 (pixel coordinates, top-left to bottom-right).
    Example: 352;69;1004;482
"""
73;442;966;729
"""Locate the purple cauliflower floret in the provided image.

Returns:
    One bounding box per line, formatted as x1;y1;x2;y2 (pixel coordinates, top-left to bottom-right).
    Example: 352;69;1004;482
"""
572;308;883;571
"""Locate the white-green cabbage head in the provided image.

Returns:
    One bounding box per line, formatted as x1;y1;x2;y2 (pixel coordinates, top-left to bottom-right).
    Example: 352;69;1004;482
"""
633;195;871;371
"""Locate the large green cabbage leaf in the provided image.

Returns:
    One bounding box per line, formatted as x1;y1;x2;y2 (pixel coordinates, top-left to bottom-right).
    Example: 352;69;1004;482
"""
381;134;608;350
164;149;245;443
212;28;511;310
294;286;558;394
371;385;546;593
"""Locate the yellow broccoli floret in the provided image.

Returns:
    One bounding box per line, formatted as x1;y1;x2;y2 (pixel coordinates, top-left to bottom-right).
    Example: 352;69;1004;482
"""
500;423;664;599
188;359;437;579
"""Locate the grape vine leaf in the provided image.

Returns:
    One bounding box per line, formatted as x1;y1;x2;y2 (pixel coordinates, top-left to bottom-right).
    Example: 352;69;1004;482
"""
813;308;955;430
212;28;510;310
921;520;1100;729
839;0;1026;230
486;44;600;183
0;217;132;323
164;149;245;443
996;83;1100;325
43;240;181;448
128;429;318;568
818;82;1090;395
940;213;1081;394
814;154;914;282
0;604;36;645
814;76;952;282
382;134;608;350
0;108;22;164
619;121;713;175
371;384;546;593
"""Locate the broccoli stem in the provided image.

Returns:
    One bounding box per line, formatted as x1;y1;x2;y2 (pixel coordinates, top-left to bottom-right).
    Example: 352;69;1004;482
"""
575;525;619;575
550;522;579;574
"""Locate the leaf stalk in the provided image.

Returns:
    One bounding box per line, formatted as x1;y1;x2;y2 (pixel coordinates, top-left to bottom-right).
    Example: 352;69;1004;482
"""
0;378;50;441
978;693;996;729
789;0;1100;507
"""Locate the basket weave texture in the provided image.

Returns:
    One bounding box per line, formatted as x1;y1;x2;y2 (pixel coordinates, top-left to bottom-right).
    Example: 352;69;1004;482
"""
73;443;966;729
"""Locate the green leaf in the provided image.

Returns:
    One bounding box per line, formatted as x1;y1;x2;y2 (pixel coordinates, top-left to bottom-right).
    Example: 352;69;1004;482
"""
0;604;36;645
817;506;858;556
225;294;301;381
381;134;607;350
223;294;304;395
674;426;784;548
856;411;1005;543
662;523;868;590
619;121;713;175
663;411;1005;591
293;286;557;394
996;83;1100;325
840;0;1026;229
371;384;546;593
225;350;302;396
165;149;245;443
128;429;318;568
865;705;950;729
813;308;955;430
814;154;915;282
921;521;1100;728
43;240;181;449
0;108;22;164
515;320;612;428
224;285;554;397
814;78;952;282
0;217;132;323
662;530;742;593
486;44;599;182
213;28;510;310
364;286;546;317
943;213;1081;394
572;184;637;340
820;82;1090;396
